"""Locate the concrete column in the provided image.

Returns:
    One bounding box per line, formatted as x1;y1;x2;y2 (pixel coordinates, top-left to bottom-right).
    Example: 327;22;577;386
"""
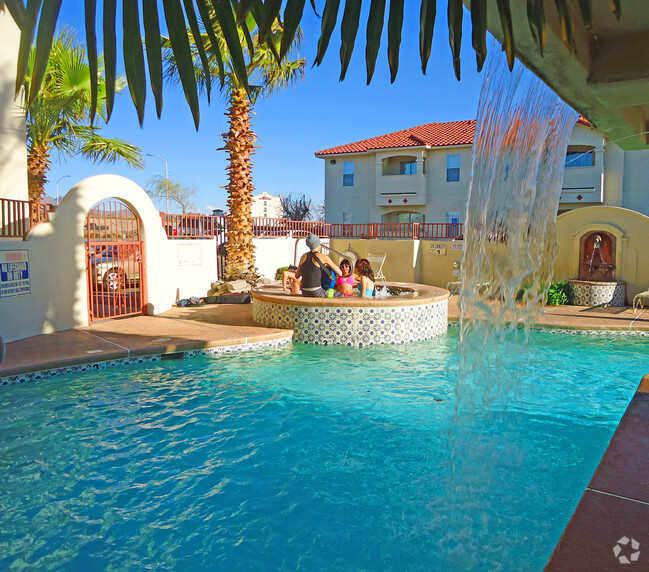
0;10;28;201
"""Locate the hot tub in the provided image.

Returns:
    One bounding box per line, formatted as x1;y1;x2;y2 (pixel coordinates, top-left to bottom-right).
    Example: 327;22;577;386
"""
251;283;449;346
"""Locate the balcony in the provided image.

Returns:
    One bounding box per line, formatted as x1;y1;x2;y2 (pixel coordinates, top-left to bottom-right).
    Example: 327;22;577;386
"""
375;154;427;206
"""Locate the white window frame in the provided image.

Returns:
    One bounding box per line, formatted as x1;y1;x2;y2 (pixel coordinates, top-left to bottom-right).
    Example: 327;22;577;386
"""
343;161;355;187
446;154;461;182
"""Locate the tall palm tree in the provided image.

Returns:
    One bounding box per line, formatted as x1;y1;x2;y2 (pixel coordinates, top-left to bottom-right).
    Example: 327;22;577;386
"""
24;29;144;201
9;2;621;130
164;18;305;282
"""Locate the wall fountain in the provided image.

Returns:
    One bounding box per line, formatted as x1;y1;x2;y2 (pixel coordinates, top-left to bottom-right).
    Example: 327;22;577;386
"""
567;230;626;306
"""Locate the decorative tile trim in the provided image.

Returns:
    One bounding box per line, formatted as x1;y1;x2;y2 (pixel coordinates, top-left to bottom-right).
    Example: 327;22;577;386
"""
0;338;292;387
448;320;649;337
253;299;448;346
0;354;161;387
183;337;291;358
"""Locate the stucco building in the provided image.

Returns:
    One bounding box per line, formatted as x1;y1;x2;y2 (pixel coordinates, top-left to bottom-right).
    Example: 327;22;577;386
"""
316;118;649;225
251;191;282;218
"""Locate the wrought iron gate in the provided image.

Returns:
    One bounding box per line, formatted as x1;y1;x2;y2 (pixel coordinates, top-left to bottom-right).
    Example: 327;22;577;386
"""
85;200;145;321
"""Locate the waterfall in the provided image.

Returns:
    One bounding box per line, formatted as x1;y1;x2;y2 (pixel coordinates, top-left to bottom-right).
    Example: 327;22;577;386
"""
457;46;578;403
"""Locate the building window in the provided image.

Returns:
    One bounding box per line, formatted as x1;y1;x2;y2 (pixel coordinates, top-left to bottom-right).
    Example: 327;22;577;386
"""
399;160;417;175
565;150;594;168
446;154;461;182
343;212;353;223
382;212;424;224
343;162;355;186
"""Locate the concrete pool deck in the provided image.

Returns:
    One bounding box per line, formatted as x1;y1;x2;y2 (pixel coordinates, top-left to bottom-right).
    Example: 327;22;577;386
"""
1;295;649;377
1;296;648;570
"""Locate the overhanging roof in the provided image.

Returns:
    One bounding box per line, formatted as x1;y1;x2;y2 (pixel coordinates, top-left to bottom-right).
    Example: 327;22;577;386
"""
473;0;649;150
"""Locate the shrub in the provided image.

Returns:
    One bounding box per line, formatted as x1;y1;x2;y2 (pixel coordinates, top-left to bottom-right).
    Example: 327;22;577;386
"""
546;281;572;305
275;265;297;280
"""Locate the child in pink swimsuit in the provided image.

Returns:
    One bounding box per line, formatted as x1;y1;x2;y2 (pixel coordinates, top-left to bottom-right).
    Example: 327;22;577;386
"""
336;259;355;297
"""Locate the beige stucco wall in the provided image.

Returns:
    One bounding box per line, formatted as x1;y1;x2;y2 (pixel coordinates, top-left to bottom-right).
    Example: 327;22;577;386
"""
0;175;217;342
555;206;649;301
329;238;463;289
253;236;331;279
0;11;28;201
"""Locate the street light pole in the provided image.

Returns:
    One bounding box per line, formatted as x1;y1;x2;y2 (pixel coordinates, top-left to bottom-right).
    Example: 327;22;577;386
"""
147;153;169;213
56;174;71;205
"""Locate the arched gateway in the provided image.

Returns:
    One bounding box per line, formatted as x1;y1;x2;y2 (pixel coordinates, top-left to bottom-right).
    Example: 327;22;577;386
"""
85;200;145;321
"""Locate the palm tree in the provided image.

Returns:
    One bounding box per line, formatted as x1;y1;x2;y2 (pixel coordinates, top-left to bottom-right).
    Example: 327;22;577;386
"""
164;18;304;282
9;2;622;130
24;29;144;201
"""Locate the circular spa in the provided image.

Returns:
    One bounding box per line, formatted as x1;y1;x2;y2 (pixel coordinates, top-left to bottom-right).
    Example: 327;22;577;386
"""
252;283;449;346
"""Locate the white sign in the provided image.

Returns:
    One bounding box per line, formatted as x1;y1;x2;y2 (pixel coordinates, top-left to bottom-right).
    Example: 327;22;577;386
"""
0;250;31;298
177;243;202;266
430;242;447;256
451;243;464;251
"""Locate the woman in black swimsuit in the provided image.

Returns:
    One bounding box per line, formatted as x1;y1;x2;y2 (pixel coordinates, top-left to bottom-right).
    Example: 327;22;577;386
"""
295;234;342;297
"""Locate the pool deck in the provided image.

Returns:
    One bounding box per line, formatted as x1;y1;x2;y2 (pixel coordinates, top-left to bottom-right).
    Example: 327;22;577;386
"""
1;296;649;569
2;296;648;378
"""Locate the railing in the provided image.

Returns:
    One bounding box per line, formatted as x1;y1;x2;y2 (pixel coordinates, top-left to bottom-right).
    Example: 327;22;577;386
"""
160;215;464;241
160;212;222;238
0;198;54;239
161;214;333;239
252;218;331;237
329;222;464;240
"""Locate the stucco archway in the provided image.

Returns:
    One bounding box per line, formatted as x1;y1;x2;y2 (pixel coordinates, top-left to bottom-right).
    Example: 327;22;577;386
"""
27;175;174;330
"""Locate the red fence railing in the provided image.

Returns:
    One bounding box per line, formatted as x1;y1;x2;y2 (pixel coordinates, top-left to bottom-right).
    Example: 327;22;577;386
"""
328;222;464;240
1;201;464;243
0;198;55;239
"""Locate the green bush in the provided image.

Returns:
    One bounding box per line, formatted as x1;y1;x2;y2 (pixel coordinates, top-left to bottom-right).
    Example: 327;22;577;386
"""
275;266;289;280
275;266;297;280
546;281;572;305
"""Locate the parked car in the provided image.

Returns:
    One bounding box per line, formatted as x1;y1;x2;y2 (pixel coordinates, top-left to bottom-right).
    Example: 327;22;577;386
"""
88;244;141;291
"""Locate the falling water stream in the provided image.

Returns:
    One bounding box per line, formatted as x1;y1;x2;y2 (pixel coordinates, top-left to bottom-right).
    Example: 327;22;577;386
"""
458;46;578;404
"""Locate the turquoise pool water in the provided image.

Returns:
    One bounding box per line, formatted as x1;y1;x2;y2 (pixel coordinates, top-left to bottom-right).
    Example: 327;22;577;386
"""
1;330;647;570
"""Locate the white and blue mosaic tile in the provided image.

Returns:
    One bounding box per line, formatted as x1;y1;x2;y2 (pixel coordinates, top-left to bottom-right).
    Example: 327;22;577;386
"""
570;282;626;307
252;299;448;346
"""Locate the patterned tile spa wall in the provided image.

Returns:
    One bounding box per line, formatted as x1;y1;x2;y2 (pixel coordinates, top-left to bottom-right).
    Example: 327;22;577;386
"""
253;299;448;346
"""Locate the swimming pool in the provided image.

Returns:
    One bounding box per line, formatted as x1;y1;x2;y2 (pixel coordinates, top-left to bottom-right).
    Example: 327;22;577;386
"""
0;330;646;570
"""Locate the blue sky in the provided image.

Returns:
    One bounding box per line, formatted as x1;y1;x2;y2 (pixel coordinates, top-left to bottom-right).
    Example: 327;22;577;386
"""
45;3;485;214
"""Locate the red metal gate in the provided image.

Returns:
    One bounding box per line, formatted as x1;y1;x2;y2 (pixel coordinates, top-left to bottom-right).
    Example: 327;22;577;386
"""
85;200;145;321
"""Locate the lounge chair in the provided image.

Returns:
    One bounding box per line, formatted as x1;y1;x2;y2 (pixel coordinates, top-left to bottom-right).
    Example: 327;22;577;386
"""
367;252;387;282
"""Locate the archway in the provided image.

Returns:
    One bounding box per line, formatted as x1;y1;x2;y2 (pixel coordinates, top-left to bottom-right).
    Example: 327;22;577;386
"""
85;199;145;321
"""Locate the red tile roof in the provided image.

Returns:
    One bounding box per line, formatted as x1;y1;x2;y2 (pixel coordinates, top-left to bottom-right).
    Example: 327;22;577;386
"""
315;116;592;156
315;120;476;156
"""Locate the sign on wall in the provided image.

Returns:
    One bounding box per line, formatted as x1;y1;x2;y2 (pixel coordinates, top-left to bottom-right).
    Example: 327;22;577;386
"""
177;243;202;266
430;242;447;256
0;250;31;298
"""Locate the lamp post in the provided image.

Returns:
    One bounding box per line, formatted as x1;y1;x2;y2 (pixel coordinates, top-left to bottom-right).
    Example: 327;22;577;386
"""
56;174;71;205
147;153;169;213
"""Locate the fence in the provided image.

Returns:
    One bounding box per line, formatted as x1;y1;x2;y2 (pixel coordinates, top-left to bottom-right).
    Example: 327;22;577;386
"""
329;222;464;240
1;199;464;243
0;198;55;239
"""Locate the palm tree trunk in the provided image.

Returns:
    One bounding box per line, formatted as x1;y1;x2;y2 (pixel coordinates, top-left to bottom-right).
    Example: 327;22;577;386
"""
221;88;258;282
27;145;50;202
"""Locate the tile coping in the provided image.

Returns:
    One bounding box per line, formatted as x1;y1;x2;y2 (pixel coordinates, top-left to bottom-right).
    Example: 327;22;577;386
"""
0;338;292;387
